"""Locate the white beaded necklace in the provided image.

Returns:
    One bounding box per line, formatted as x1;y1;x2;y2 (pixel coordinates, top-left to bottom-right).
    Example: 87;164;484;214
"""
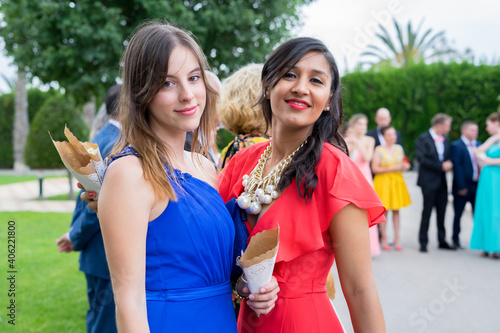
237;140;307;215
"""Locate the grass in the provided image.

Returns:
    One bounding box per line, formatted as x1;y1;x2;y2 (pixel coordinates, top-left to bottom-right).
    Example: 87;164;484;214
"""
0;212;87;332
43;192;80;201
0;175;64;186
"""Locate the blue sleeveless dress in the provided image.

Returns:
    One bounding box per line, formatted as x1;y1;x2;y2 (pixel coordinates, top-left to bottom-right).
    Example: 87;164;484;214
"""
110;147;237;332
470;143;500;253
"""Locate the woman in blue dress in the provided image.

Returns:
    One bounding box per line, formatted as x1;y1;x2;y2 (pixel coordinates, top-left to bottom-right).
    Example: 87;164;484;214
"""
470;112;500;258
95;22;278;332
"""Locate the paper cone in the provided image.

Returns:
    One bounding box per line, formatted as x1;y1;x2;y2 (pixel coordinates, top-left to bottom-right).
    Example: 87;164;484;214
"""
326;271;335;300
238;226;279;294
51;126;105;197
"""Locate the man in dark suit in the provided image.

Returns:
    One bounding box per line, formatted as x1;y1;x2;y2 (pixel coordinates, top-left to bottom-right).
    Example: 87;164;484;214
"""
450;120;480;249
367;108;403;147
415;113;454;252
56;84;121;333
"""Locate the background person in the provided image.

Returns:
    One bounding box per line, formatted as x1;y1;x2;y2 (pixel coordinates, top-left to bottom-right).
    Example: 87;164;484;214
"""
56;83;122;333
450;120;481;249
367;107;403;147
415;113;454;252
217;63;269;170
372;125;411;251
470;112;500;259
346;114;380;257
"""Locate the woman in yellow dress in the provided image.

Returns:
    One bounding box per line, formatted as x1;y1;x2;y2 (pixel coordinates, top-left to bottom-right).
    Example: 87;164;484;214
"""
372;125;411;251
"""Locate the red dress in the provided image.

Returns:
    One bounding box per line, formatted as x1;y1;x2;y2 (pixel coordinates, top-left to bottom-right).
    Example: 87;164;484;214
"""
218;141;385;333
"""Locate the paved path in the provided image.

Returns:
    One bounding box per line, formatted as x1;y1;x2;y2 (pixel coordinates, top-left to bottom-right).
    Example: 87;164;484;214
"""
0;177;77;213
1;172;498;332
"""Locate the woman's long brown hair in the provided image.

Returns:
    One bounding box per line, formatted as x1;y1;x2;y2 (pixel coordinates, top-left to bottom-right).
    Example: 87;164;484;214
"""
112;21;218;201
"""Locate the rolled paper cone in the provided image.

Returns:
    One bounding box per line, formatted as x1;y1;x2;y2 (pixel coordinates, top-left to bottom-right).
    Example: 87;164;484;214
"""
50;126;105;194
326;271;335;300
238;227;279;294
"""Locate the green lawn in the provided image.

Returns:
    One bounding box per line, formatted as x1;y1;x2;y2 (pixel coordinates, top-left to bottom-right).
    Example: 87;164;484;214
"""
0;175;64;186
43;192;80;201
0;212;87;332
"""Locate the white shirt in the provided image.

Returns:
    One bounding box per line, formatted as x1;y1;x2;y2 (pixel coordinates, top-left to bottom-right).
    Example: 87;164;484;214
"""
461;135;479;182
429;128;445;162
108;118;122;130
377;128;386;146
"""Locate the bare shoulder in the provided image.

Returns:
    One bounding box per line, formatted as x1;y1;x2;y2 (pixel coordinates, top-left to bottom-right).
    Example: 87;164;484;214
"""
189;152;218;188
105;155;144;183
103;156;154;199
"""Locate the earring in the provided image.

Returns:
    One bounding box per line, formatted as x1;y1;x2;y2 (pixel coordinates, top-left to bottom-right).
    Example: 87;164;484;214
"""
325;106;330;111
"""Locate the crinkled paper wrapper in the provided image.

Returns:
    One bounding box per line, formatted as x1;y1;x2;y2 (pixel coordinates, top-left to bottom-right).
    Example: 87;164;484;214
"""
51;126;105;198
238;226;279;294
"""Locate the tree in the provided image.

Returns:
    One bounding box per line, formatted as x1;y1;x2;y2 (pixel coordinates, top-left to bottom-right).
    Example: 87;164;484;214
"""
360;18;457;69
0;0;315;104
13;70;28;172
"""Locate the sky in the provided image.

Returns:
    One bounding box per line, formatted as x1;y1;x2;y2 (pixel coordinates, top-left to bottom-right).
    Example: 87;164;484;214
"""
1;0;499;92
298;0;500;74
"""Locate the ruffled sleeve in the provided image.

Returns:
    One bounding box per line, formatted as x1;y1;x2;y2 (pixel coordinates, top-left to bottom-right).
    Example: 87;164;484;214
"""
322;144;386;228
249;143;386;263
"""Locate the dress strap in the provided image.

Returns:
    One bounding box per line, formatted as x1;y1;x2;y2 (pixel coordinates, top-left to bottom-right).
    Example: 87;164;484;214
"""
107;146;185;182
109;145;139;162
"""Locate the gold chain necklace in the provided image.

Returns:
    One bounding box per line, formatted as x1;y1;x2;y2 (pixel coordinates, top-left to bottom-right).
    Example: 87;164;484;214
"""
237;140;307;214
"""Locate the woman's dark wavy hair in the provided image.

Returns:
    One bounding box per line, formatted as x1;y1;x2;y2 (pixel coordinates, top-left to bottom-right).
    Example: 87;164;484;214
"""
258;37;347;202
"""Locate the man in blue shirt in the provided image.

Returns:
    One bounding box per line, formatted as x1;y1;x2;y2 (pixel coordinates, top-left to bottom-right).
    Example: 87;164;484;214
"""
56;84;121;333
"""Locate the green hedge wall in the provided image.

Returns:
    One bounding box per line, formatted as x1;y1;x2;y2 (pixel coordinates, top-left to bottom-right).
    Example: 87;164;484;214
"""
342;62;500;160
25;95;89;169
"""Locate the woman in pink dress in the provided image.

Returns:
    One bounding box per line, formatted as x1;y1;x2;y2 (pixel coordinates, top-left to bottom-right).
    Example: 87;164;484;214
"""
346;114;380;256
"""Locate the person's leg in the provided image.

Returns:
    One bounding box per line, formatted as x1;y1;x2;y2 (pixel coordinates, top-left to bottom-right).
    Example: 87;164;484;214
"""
452;194;467;245
469;183;478;212
86;274;117;333
85;274;97;333
436;184;450;246
393;210;401;250
419;187;436;250
380;212;390;249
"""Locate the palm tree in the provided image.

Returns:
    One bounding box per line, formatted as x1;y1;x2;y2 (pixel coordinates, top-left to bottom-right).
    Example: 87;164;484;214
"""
361;18;457;69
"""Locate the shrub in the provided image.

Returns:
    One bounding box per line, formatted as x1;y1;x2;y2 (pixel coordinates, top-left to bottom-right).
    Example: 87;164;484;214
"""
25;95;89;169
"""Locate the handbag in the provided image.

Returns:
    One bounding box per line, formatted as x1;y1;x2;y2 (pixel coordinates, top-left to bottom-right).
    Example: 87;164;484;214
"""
225;197;249;282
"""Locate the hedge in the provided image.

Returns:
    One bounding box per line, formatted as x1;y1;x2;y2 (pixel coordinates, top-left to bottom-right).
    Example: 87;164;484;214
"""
342;61;500;160
25;95;89;169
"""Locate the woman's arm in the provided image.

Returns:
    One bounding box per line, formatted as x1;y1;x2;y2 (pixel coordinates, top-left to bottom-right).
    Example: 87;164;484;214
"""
99;156;156;333
478;156;500;166
329;204;385;333
358;136;375;162
475;134;500;154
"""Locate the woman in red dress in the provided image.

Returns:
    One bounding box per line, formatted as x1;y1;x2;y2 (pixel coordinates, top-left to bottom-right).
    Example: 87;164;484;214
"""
218;37;386;332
